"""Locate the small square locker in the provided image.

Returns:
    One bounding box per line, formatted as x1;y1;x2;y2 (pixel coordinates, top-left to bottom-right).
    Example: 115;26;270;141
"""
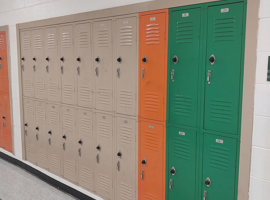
46;103;63;176
93;20;113;112
114;16;138;116
77;108;95;191
115;116;137;200
59;25;77;105
44;27;62;103
139;10;168;122
75;23;94;108
20;31;34;98
94;112;114;199
62;105;78;183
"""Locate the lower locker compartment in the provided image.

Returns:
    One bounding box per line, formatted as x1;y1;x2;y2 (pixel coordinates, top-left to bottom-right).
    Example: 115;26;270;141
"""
139;120;165;200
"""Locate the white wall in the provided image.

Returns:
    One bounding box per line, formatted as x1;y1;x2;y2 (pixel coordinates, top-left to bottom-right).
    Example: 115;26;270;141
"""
0;0;151;199
249;0;270;199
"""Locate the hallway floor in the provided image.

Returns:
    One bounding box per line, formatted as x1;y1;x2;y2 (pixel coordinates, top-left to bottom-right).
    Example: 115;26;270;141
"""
0;158;77;200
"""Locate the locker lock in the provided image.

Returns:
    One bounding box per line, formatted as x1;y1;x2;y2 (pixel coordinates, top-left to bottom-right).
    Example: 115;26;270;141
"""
96;145;101;151
76;57;81;62
142;158;147;165
172;55;178;64
205;177;211;187
46;57;50;62
95;57;100;63
60;57;64;62
33;57;36;62
62;135;67;140
209;54;216;65
0;57;2;60
24;123;28;127
48;131;52;135
170;166;176;176
78;140;83;145
2;116;6;120
21;57;25;61
142;56;147;64
35;127;39;131
117;152;122;158
117;57;122;63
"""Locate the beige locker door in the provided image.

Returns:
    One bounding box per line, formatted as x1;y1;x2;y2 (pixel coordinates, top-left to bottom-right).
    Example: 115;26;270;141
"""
59;25;77;105
32;29;46;100
45;27;62;102
20;31;34;97
34;101;47;169
93;20;113;112
75;23;94;108
23;98;36;164
62;105;77;183
95;112;113;199
46;103;63;176
77;108;95;191
114;17;138;116
116;116;137;200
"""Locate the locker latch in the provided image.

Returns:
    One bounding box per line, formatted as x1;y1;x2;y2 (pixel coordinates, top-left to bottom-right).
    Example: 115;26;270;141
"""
203;190;207;200
3;122;5;127
33;65;36;72
96;154;100;163
169;179;174;190
36;134;39;141
95;67;99;77
48;138;51;145
77;67;80;75
141;68;145;80
78;148;82;157
171;69;175;82
61;66;64;74
117;68;120;78
0;63;1;69
140;169;144;180
21;65;24;71
207;70;212;85
117;161;120;171
62;143;66;150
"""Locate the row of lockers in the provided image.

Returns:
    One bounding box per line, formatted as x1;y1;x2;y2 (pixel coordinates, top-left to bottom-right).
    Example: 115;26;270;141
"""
23;98;137;200
20;16;138;116
0;30;12;153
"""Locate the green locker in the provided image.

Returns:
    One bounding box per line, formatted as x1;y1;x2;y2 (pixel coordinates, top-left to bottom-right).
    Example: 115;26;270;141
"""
167;7;201;128
202;133;238;200
167;126;197;200
204;2;245;135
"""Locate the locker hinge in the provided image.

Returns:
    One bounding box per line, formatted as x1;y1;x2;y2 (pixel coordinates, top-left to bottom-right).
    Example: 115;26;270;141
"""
171;69;175;82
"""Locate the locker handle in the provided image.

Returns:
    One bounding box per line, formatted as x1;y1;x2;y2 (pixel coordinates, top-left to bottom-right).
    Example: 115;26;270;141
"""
61;66;64;74
3;122;6;127
140;169;144;180
62;135;67;140
77;67;80;75
117;161;120;171
36;134;39;140
76;57;81;62
78;148;82;157
117;68;120;78
36;127;39;131
48;131;52;135
60;57;64;62
62;143;66;150
117;152;122;158
169;179;174;190
95;57;100;63
21;57;25;61
24;130;27;135
96;154;100;163
46;65;49;73
117;57;122;63
207;70;212;85
48;138;51;145
33;57;36;61
21;65;24;71
33;65;36;72
46;57;49;62
78;140;83;145
95;67;99;77
171;69;175;82
203;190;207;200
141;68;145;80
96;145;101;151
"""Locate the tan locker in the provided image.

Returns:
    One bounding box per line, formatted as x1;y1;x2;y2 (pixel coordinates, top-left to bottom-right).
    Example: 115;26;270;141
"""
59;25;77;105
46;103;63;176
94;112;114;199
77;108;95;191
114;17;138;116
75;23;94;108
93;20;113;112
115;116;137;200
32;29;46;100
45;27;62;102
34;101;47;169
23;98;36;164
62;105;78;183
20;31;34;97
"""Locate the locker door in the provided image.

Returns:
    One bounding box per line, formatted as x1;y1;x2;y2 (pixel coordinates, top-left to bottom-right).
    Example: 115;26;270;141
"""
77;109;95;191
20;31;34;97
62;106;77;183
32;29;46;100
204;3;244;134
167;126;197;200
45;27;62;102
75;23;94;108
139;10;168;122
168;8;201;127
95;112;113;199
0;32;9;90
116;116;137;200
59;25;77;105
34;101;47;169
93;20;113;112
23;98;36;164
202;133;237;200
0;94;12;152
46;103;62;176
139;121;165;200
115;17;137;116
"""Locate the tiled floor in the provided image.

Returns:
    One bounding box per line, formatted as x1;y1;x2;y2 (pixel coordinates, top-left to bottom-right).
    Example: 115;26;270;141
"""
0;158;77;200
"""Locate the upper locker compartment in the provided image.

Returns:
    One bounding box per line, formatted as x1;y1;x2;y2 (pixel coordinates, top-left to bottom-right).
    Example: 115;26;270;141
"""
20;31;34;97
204;3;245;135
0;32;9;87
32;29;46;100
114;16;138;116
75;23;94;109
59;25;77;105
44;27;61;103
93;20;113;112
139;9;168;122
167;8;201;127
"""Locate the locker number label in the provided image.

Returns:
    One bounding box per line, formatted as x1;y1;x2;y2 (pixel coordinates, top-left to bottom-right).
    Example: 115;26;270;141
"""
221;8;229;13
182;13;189;18
148;125;154;129
179;131;186;136
216;139;224;144
150;17;156;21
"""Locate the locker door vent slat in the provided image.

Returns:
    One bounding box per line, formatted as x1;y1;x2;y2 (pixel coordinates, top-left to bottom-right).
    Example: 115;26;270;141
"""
208;144;230;171
47;33;57;49
174;95;192;118
173;136;192;160
119;182;134;200
78;31;90;48
145;23;160;45
176;21;193;43
214;17;235;42
33;34;42;49
61;31;72;48
209;99;233;123
120;26;133;46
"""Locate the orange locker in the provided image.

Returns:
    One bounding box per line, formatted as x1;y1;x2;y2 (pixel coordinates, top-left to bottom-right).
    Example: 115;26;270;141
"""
138;120;166;200
0;31;12;153
139;9;168;122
